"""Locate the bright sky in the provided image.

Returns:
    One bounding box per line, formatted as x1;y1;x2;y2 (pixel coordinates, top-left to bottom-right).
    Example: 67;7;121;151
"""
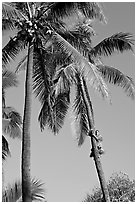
2;2;135;202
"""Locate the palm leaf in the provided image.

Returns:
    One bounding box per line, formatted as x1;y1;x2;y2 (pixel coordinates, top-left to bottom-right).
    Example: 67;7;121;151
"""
52;31;111;101
2;178;46;202
56;26;92;56
77;2;106;22
97;65;135;99
32;45;70;134
2;18;16;31
47;2;105;22
89;32;134;58
31;178;46;201
46;2;77;19
2;2;27;21
2;70;18;90
38;90;70;134
72;72;90;146
2;135;10;160
2;34;26;67
11;2;29;17
15;55;28;73
33;47;51;103
2;107;22;139
53;63;76;96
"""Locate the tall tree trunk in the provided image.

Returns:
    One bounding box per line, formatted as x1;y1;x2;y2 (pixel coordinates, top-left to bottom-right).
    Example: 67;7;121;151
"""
82;77;110;202
22;42;33;202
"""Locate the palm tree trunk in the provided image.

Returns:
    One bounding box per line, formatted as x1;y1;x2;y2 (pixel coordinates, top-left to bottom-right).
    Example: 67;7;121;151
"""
82;77;110;202
22;42;33;202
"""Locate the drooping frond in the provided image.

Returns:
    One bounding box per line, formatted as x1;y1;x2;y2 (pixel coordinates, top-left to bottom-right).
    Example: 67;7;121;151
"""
73;72;90;146
53;63;76;96
76;2;106;22
33;47;51;103
89;32;134;58
2;135;10;160
97;65;135;99
2;178;46;202
47;2;105;22
2;70;18;90
52;31;111;101
86;62;111;102
2;34;26;67
33;45;71;134
2;107;22;139
38;90;70;134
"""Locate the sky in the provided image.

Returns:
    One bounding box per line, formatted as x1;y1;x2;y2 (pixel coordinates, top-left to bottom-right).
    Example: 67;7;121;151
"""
2;2;135;202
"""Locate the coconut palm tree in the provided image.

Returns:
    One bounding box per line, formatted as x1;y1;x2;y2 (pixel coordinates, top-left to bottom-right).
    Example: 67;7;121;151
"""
51;32;134;201
2;2;108;201
2;178;46;202
2;2;134;201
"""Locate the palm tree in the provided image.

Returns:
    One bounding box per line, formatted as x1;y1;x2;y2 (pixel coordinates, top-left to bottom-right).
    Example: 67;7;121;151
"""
2;2;108;201
45;30;134;201
2;2;134;201
43;27;134;202
2;178;46;202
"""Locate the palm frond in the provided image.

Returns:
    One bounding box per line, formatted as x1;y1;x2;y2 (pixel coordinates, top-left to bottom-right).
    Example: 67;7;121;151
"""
15;55;28;73
46;2;77;19
97;65;135;99
2;135;10;160
53;63;76;96
38;90;70;134
77;2;106;22
2;178;46;202
73;73;90;146
89;32;134;58
2;34;26;67
2;18;16;31
33;45;70;134
47;2;105;22
2;107;22;139
52;31;111;101
11;2;29;17
2;70;18;90
33;47;51;103
86;62;111;102
31;178;46;201
2;2;27;21
56;26;92;56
